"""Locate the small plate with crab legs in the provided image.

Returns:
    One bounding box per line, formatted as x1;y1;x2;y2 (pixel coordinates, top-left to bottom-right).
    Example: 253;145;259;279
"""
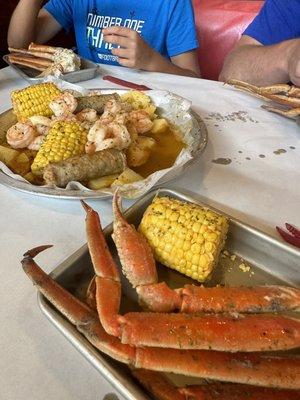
22;188;300;400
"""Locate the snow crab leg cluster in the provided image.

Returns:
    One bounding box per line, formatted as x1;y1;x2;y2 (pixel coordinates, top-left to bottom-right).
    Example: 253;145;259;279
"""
8;43;81;76
226;78;300;119
21;193;300;393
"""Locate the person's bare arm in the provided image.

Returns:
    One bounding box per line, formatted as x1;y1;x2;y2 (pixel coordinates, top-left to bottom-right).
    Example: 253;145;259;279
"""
103;27;200;78
219;35;300;86
171;50;200;78
8;0;62;48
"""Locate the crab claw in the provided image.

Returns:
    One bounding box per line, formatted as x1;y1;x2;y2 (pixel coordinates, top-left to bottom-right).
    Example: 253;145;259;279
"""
23;245;53;258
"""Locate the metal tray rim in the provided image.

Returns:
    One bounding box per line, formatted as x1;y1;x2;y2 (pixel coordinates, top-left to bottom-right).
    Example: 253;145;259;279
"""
37;187;300;400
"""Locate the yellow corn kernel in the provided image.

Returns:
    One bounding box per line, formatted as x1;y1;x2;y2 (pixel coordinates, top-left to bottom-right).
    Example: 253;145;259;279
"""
31;121;87;176
139;196;229;282
11;83;61;121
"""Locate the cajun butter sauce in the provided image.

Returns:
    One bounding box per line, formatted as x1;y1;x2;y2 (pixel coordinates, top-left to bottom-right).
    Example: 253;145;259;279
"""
133;127;185;178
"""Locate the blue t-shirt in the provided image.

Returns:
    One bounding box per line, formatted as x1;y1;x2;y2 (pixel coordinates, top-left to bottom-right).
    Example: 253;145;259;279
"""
44;0;199;65
244;0;300;45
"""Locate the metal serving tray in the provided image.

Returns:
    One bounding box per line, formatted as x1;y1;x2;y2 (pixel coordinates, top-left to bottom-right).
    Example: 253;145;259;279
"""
38;188;300;400
3;55;99;83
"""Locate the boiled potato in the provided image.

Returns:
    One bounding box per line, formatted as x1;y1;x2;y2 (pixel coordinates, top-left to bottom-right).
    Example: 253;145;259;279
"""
112;168;143;186
150;118;169;135
87;174;120;190
16;153;30;164
0;145;20;166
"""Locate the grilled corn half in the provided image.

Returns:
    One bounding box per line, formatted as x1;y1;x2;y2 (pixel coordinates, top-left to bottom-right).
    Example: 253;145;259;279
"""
31;120;87;176
11;83;61;121
139;196;229;282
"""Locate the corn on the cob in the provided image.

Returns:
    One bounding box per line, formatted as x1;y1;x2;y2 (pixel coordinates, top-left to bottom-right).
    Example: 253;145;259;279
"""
11;83;61;121
139;196;229;282
31;120;87;176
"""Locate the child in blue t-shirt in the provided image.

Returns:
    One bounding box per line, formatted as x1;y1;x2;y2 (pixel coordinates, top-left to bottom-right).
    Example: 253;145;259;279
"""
220;0;300;86
8;0;200;77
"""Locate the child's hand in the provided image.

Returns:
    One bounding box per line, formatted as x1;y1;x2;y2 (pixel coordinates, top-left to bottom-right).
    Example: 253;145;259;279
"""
103;26;157;70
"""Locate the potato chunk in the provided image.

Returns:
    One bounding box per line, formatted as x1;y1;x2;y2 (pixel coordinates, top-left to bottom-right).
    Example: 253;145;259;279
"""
112;168;143;186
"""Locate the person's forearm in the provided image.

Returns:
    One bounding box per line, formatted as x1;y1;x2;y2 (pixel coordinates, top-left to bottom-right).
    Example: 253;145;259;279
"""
148;52;200;78
8;0;44;48
220;39;298;85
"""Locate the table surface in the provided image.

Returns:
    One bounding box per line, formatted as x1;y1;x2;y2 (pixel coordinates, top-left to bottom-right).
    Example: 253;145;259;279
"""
0;64;299;400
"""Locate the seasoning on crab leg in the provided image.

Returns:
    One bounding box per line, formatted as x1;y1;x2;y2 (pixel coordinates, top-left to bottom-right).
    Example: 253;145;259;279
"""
132;369;300;400
21;247;300;389
112;192;300;314
82;199;300;352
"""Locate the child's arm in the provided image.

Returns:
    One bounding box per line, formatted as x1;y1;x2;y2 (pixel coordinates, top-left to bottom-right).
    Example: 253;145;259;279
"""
103;27;200;78
8;0;61;48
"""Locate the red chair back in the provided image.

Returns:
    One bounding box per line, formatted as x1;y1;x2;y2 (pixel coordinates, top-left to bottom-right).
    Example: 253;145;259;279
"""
193;0;264;80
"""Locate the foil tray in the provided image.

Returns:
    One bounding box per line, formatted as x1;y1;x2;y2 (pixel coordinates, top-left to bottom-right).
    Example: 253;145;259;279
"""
37;188;300;399
3;55;99;84
0;94;208;199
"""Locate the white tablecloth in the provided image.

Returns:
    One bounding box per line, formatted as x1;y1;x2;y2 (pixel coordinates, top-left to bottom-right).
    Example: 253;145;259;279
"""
0;65;299;400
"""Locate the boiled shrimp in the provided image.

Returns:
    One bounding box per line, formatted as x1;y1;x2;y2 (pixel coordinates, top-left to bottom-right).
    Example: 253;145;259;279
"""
128;110;153;134
49;92;78;117
99;111;115;125
100;99;131;125
104;98;123;114
28;116;52;135
86;121;131;154
76;108;98;129
6;122;38;149
28;135;45;150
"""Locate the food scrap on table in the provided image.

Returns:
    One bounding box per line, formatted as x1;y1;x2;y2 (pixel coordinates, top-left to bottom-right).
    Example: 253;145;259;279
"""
1;82;184;189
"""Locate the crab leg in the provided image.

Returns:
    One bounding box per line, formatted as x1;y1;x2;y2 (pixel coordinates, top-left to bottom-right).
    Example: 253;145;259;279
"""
112;192;300;314
28;42;58;54
137;282;300;313
132;369;300;400
21;247;300;389
22;246;136;364
262;105;300;119
8;54;52;71
8;47;55;60
83;199;300;352
226;79;292;95
288;87;300;98
260;93;300;107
